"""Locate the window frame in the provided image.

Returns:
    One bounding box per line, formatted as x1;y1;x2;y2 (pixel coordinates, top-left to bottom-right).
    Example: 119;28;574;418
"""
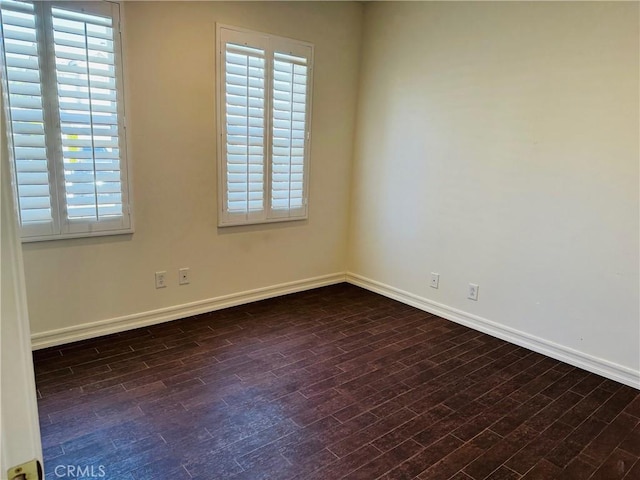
216;24;313;227
0;0;133;242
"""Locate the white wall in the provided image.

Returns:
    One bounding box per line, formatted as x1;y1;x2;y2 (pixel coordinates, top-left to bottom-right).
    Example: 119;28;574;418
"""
23;1;363;345
348;1;639;384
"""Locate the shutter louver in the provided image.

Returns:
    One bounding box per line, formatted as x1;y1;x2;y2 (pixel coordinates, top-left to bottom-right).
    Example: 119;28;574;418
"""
271;51;307;212
224;42;265;214
0;0;53;226
51;6;122;222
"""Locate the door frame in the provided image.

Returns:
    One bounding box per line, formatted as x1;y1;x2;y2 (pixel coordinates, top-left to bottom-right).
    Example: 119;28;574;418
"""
1;100;44;477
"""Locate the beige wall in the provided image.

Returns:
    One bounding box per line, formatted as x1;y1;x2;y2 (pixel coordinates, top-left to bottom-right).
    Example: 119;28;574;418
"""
349;2;639;377
22;1;363;338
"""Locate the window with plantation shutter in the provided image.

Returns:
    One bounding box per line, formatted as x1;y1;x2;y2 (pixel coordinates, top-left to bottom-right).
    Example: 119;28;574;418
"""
217;25;313;226
0;0;131;241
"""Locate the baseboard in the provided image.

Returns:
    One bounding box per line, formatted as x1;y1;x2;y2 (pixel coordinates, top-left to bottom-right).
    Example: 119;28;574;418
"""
32;270;639;390
346;272;640;390
31;273;346;350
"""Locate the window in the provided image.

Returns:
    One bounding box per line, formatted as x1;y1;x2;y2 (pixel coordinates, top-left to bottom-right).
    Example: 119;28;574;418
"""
217;25;313;226
0;0;131;241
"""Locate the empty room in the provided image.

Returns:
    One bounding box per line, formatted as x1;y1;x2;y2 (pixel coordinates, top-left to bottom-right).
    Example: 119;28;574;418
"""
1;1;638;479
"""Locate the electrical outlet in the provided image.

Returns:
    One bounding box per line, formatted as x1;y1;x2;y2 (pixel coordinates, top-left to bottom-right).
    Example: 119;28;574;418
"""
155;271;167;289
179;267;190;285
430;272;439;289
468;283;479;301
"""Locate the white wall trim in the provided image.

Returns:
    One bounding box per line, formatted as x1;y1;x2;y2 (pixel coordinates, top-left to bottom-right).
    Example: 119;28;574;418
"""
31;273;346;350
346;272;640;390
32;270;639;390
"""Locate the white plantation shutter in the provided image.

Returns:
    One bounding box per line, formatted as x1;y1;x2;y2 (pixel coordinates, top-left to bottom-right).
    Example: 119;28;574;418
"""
224;42;265;218
217;25;313;226
0;0;131;241
0;0;54;235
270;50;308;218
51;6;124;227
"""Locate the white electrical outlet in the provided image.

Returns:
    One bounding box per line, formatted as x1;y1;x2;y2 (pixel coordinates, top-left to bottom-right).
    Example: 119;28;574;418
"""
430;272;440;289
155;271;167;289
179;267;190;285
468;283;479;301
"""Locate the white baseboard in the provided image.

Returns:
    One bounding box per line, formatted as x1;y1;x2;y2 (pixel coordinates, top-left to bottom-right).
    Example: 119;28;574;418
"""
346;272;640;390
32;270;639;390
31;273;346;350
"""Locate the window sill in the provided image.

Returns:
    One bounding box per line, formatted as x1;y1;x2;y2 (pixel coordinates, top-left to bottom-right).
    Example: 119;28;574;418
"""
21;228;134;244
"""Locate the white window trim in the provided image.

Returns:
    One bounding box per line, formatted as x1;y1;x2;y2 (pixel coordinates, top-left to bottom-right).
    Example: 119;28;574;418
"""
216;24;313;227
0;0;133;242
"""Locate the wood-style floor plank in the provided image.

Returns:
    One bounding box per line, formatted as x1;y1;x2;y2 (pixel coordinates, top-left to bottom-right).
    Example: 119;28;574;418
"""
34;284;640;479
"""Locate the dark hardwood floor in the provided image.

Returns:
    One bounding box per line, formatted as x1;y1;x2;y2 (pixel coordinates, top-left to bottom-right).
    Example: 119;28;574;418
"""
34;284;640;480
